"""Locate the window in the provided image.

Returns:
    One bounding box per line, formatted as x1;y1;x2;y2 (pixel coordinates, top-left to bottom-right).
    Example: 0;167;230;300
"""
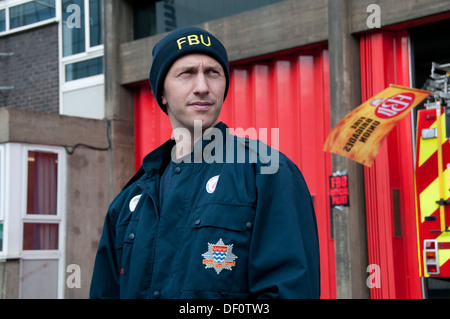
24;151;60;250
0;0;58;35
132;0;287;39
21;146;65;298
61;0;104;82
0;10;5;32
65;56;103;81
0;144;66;298
60;0;104;119
10;0;55;29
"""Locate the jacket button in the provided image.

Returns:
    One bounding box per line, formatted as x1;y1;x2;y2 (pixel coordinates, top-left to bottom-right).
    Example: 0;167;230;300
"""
153;290;161;298
194;218;201;226
246;222;253;230
174;166;181;174
128;233;135;240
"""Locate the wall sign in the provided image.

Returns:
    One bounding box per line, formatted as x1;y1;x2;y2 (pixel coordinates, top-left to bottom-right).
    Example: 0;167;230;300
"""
330;173;349;207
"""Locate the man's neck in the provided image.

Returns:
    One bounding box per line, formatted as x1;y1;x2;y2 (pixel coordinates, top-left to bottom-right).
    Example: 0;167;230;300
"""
172;120;218;159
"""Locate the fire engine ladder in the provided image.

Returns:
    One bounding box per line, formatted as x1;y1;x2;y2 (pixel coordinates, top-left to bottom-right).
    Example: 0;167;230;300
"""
0;52;14;91
424;62;450;233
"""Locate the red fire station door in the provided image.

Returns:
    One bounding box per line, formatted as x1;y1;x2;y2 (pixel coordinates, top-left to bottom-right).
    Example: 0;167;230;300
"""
134;44;336;298
360;30;422;299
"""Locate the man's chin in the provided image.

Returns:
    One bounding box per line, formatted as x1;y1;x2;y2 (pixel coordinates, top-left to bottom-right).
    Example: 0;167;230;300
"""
190;118;219;132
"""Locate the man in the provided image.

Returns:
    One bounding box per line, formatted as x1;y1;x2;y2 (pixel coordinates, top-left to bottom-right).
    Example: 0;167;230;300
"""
90;27;320;299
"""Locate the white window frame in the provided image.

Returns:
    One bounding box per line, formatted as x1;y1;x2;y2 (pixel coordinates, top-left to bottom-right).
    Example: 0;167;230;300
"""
59;0;104;87
59;0;105;116
0;0;61;37
1;143;66;298
60;49;104;91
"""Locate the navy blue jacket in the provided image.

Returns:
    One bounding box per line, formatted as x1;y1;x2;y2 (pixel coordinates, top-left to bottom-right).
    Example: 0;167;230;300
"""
90;122;320;299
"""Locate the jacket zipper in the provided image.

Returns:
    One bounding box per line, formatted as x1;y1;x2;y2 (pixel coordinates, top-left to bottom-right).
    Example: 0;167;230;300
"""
137;182;160;220
137;181;161;298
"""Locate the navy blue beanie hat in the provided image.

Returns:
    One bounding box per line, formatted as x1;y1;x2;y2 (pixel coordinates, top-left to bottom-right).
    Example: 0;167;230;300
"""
149;27;230;114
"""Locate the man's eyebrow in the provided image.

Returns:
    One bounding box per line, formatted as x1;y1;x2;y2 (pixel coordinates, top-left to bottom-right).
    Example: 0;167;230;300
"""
174;65;196;72
170;64;198;73
172;63;222;73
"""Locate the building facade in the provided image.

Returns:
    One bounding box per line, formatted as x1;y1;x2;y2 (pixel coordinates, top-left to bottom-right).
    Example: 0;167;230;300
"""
0;0;449;298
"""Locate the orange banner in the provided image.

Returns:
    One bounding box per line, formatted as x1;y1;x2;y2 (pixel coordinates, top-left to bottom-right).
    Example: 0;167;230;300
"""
324;85;430;166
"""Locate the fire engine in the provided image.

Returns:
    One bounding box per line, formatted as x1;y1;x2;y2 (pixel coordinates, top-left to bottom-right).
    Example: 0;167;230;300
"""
415;62;450;296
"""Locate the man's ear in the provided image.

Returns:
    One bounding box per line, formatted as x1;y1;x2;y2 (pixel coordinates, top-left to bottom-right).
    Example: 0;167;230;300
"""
161;91;167;106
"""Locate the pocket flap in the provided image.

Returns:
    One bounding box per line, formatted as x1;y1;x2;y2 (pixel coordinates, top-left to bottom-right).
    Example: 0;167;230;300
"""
191;203;255;232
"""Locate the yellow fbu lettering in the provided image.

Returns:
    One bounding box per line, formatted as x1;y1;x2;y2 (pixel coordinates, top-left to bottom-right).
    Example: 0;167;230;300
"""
176;37;187;50
177;34;211;50
187;34;200;45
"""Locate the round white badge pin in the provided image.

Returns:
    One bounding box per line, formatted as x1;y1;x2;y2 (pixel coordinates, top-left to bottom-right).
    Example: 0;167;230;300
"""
206;175;220;194
129;194;142;212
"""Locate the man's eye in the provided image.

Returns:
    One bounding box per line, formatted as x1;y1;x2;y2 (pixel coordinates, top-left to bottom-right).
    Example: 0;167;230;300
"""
208;69;220;76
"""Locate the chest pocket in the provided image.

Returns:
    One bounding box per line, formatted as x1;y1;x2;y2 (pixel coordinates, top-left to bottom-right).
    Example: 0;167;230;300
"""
176;203;255;297
191;203;255;231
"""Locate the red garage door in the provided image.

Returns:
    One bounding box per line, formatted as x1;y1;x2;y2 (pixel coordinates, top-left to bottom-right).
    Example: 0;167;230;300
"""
360;30;422;299
134;44;336;298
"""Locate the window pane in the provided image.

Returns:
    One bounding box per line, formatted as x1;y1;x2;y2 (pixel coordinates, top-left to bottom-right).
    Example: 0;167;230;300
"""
65;56;103;81
0;10;5;32
27;151;58;215
62;0;85;56
89;0;103;47
23;223;58;250
9;0;56;29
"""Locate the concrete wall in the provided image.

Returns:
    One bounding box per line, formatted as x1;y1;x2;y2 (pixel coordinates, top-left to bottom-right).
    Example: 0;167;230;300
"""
65;147;110;298
0;260;20;299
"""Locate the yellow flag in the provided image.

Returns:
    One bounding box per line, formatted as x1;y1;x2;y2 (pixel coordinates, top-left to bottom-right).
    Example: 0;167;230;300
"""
323;85;430;166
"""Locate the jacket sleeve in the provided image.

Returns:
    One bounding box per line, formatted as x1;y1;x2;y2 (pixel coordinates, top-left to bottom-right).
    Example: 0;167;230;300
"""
248;156;321;299
89;208;120;299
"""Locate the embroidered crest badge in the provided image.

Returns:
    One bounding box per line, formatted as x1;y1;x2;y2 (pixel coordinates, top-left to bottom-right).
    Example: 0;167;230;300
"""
202;238;237;274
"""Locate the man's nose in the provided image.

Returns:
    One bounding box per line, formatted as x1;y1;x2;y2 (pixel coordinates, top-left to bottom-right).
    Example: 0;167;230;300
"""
193;73;210;95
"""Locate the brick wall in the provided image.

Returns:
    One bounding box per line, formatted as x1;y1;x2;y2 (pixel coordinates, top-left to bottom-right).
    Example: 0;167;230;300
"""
0;23;59;113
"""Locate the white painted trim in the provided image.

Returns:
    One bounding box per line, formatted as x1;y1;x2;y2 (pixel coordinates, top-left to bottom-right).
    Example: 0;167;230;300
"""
84;0;90;54
58;0;64;117
3;143;23;259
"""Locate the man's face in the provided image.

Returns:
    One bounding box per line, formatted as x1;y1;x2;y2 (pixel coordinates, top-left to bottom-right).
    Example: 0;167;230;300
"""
162;53;226;133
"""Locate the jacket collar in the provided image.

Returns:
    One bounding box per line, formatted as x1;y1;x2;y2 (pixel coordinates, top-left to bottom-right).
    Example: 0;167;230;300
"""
142;121;229;175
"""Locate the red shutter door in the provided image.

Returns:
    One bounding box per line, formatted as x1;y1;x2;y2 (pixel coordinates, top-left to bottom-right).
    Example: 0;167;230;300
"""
360;30;422;299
